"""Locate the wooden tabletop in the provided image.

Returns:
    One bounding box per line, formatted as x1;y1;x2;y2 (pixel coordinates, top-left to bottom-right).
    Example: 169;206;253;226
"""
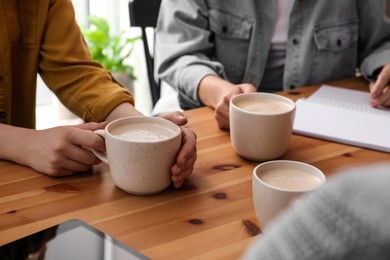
1;77;389;259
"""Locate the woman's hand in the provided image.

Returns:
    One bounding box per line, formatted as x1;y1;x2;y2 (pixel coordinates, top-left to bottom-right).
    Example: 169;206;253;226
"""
160;111;197;188
214;83;257;129
21;122;108;176
198;75;256;130
370;64;390;107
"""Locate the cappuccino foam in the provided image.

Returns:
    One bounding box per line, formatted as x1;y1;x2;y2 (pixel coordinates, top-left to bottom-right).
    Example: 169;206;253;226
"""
112;123;176;142
259;168;322;191
235;98;292;114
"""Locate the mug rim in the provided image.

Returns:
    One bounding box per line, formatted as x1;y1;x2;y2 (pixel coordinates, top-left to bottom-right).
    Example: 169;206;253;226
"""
230;92;296;116
253;160;326;192
105;116;182;143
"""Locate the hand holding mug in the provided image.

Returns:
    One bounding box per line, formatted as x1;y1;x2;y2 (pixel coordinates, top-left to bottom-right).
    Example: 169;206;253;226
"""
92;116;183;195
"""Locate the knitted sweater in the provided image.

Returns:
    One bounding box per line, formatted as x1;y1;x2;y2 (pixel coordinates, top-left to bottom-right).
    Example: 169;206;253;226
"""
243;163;390;260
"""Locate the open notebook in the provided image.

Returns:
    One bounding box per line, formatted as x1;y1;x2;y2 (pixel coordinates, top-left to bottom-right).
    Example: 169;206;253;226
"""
293;85;390;153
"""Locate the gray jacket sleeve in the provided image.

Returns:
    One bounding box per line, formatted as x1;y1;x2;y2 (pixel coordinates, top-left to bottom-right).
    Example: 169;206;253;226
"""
155;0;225;109
358;1;390;79
242;163;390;260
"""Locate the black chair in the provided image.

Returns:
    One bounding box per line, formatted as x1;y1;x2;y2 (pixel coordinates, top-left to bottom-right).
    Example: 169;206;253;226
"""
129;0;162;108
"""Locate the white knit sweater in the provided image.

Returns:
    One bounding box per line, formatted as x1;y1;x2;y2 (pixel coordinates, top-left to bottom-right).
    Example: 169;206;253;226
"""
243;163;390;260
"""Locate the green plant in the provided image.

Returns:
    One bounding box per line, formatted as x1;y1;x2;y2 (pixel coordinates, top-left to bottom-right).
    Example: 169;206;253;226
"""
82;15;140;79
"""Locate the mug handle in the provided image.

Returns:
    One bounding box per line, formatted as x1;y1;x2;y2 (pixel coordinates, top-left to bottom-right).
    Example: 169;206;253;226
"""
91;129;109;164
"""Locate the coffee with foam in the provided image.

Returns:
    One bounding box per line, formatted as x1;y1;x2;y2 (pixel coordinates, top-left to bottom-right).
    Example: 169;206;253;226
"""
252;160;325;230
235;98;292;114
111;123;176;142
259;168;322;191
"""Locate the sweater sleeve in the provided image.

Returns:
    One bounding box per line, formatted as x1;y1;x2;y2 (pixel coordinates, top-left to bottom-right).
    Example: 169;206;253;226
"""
38;0;134;123
242;163;390;260
155;0;224;109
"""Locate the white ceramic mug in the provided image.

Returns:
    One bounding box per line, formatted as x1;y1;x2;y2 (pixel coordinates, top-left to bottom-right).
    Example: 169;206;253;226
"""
252;160;326;230
92;116;182;195
230;92;296;161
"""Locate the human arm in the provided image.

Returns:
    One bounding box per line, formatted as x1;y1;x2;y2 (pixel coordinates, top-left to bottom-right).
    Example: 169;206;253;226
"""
0;122;108;176
155;0;257;128
0;0;132;176
357;1;390;107
198;75;256;129
155;0;226;110
7;0;197;185
6;105;136;177
33;0;196;184
38;0;137;123
0;103;196;189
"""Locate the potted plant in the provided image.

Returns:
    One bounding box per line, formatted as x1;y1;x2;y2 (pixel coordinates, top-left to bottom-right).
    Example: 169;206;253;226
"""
81;15;140;93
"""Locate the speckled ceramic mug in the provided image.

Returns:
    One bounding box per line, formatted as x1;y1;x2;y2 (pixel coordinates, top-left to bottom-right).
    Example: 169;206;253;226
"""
253;160;325;230
92;116;182;195
230;93;296;161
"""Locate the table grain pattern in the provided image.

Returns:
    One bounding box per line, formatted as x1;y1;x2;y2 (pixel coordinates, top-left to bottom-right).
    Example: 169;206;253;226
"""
1;77;389;259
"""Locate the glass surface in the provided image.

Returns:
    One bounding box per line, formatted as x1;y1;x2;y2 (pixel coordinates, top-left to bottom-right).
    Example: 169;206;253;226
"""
0;219;149;260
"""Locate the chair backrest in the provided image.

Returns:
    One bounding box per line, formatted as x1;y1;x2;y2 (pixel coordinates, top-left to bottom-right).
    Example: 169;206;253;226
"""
129;0;162;108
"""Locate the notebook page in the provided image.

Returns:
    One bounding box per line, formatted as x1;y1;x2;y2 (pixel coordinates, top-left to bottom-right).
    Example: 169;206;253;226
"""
293;85;390;153
306;85;389;116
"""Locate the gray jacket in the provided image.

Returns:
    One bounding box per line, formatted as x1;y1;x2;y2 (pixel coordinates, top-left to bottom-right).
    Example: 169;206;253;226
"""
155;0;390;109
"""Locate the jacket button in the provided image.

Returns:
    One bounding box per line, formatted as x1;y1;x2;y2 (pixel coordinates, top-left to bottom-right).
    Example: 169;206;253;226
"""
292;38;299;45
0;111;6;118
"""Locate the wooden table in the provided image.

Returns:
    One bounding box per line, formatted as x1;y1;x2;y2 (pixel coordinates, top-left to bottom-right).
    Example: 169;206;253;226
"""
1;77;389;259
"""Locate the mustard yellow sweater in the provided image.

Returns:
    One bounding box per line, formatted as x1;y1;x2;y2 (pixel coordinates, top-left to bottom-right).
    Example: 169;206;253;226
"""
0;0;134;128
